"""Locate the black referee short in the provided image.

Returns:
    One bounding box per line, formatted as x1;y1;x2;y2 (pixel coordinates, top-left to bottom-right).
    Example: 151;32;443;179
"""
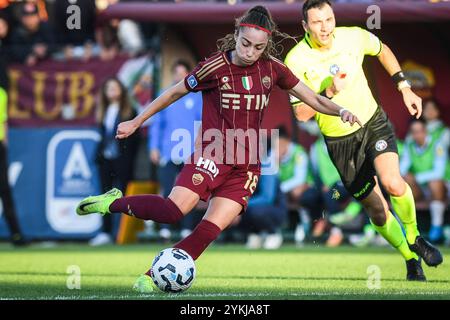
324;107;398;201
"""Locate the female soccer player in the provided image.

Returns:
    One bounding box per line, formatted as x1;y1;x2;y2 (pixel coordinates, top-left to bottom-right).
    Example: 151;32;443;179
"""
77;5;359;292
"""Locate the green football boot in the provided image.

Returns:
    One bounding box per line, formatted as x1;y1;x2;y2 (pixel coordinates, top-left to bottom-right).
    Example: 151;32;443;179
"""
76;188;123;216
133;274;154;293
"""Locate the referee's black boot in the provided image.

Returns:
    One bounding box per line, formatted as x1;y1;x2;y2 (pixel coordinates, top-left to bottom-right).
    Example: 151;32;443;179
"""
406;258;426;282
409;236;443;267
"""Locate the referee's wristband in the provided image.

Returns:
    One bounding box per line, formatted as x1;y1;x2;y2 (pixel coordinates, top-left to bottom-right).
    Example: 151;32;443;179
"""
391;71;407;85
339;108;348;117
397;80;411;91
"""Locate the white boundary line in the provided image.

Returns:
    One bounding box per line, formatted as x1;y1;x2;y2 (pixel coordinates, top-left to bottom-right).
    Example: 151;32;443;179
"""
2;291;450;300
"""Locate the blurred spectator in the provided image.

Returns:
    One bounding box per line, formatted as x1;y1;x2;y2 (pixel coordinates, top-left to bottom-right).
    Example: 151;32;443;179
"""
32;0;48;22
91;77;140;246
52;0;143;61
299;121;362;247
406;99;450;244
9;2;54;66
400;118;448;243
239;172;288;250
308;140;362;246
117;50;155;112
0;12;26;246
422;99;450;150
147;60;202;241
53;0;96;61
95;19;120;61
0;9;10;87
276;125;312;245
96;0;119;11
117;19;145;57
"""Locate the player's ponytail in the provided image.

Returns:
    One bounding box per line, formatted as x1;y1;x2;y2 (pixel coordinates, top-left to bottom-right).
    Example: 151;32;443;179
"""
217;5;297;59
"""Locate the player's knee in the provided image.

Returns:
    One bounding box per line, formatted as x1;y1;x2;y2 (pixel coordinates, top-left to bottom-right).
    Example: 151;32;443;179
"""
381;176;405;197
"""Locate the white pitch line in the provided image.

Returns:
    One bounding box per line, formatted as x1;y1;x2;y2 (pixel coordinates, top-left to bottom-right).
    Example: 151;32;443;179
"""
2;290;450;300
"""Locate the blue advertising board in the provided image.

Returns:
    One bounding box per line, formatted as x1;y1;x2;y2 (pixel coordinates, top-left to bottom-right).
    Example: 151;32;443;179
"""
0;128;102;239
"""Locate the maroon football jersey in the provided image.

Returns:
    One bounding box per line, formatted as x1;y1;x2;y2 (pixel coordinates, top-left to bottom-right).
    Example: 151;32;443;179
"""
184;51;299;169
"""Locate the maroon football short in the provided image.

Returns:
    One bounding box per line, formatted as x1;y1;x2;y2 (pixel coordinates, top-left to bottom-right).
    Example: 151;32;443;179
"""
174;156;260;211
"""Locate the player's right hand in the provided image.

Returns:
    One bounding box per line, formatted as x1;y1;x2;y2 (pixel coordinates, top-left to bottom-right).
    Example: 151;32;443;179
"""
340;110;363;128
116;119;139;139
401;87;422;119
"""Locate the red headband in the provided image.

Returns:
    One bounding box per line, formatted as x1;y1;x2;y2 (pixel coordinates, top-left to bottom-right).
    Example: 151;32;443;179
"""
239;23;272;35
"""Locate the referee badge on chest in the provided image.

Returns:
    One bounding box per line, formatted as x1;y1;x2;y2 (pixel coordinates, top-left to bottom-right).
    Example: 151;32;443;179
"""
330;64;340;75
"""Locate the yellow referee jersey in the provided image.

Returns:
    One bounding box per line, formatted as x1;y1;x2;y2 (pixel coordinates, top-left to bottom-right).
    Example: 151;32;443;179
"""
285;26;383;137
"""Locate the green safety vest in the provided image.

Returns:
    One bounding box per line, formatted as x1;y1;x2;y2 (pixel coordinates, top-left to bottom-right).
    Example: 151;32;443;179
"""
430;125;445;143
428;125;450;181
408;141;434;174
279;144;313;185
397;140;404;159
408;137;449;180
446;158;450;181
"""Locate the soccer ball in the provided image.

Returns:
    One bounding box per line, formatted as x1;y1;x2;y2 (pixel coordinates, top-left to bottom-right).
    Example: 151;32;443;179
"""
149;248;196;293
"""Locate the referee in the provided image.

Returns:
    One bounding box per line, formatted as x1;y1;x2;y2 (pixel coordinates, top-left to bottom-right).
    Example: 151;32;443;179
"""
285;0;442;281
0;12;26;246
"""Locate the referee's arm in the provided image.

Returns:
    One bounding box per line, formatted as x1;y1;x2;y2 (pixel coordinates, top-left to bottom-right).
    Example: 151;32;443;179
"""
377;43;403;78
377;43;422;119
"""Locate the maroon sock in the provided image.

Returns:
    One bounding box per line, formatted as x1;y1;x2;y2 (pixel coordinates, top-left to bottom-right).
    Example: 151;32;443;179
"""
174;220;222;260
109;195;183;224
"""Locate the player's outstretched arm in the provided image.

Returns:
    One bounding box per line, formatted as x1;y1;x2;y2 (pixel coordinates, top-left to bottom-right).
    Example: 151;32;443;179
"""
116;80;189;139
288;80;362;127
377;43;422;119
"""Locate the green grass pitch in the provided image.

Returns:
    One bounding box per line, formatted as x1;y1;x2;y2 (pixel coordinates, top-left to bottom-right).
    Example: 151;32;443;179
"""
0;243;449;300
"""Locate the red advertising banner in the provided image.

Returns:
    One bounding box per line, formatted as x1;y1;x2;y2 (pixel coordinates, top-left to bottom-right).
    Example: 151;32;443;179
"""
8;56;129;127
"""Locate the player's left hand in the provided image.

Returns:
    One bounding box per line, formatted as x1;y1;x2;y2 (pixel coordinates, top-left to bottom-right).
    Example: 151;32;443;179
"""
340;109;363;128
116;119;140;139
401;87;422;119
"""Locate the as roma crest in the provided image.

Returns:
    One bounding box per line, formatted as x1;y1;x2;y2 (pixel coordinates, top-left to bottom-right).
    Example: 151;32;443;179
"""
192;173;204;186
262;76;271;89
